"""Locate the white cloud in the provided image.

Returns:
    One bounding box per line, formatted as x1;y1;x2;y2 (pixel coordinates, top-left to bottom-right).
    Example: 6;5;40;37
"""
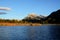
0;12;7;14
0;7;11;11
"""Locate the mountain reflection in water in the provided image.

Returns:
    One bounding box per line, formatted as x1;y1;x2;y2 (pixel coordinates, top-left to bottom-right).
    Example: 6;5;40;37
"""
0;25;60;40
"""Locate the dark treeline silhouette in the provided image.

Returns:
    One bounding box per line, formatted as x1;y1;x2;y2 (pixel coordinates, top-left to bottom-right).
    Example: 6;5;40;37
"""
0;19;21;23
22;18;41;23
0;19;29;23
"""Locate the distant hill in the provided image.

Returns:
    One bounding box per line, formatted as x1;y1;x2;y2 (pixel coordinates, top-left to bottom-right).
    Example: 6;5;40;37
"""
22;13;45;23
45;9;60;24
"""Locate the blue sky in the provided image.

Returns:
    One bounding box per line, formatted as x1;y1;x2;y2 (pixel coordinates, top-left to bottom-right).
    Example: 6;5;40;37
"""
0;0;60;20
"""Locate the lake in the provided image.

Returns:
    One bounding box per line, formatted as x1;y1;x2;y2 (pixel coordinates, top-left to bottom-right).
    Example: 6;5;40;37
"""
0;25;60;40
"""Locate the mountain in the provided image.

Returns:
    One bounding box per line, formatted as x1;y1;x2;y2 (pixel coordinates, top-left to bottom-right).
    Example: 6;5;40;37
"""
22;9;60;24
45;9;60;24
22;13;45;23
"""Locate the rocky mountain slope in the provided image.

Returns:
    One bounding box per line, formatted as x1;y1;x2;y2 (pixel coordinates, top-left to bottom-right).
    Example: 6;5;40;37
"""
45;9;60;24
22;13;45;23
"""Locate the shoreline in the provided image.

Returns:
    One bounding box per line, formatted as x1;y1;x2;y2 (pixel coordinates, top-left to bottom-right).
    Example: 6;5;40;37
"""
0;23;60;26
0;23;41;26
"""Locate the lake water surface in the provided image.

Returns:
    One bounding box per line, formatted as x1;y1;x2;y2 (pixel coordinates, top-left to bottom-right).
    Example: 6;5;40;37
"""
0;25;60;40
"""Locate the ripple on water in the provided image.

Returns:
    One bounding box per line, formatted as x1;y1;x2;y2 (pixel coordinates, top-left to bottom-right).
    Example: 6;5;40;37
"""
0;25;60;40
